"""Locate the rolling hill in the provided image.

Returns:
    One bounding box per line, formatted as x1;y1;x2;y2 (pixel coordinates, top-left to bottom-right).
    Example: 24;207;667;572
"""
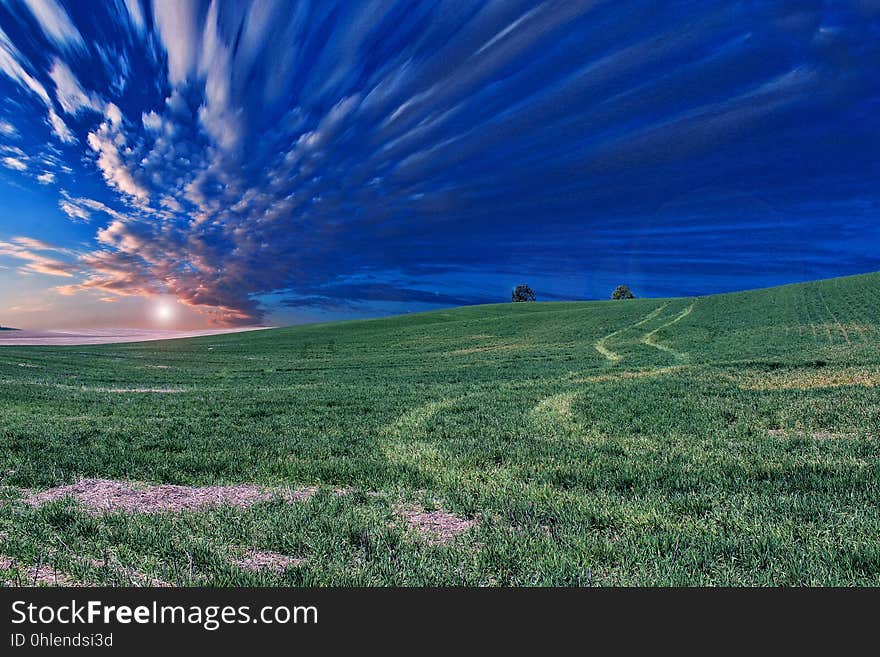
1;272;879;585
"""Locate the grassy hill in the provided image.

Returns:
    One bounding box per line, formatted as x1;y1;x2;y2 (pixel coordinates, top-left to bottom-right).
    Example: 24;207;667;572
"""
1;272;879;585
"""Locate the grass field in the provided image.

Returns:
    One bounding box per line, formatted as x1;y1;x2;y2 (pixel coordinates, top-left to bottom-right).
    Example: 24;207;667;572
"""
1;272;879;586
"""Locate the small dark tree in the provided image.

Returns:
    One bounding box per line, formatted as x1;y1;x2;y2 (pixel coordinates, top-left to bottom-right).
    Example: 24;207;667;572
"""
511;284;536;302
611;285;635;300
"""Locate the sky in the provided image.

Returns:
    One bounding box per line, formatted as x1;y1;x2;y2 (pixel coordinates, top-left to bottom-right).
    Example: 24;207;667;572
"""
0;1;878;329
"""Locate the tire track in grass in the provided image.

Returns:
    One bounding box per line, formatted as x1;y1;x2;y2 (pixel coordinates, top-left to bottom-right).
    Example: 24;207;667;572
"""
380;396;471;486
796;285;821;346
816;287;851;345
801;285;833;345
640;301;696;361
529;391;579;440
380;394;518;489
381;398;459;474
594;303;669;361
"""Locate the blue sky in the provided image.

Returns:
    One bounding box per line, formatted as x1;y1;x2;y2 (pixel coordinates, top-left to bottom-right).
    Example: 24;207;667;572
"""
0;0;878;329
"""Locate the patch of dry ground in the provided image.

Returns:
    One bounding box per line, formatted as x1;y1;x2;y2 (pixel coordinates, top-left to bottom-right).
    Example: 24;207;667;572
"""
396;504;478;545
739;368;880;391
449;343;524;356
86;556;172;587
767;429;863;440
1;552;172;587
23;478;316;514
1;555;82;587
233;549;304;573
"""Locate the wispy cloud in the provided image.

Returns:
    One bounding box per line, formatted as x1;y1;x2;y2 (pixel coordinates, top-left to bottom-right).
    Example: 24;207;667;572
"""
48;57;101;115
0;237;76;277
0;25;74;142
20;0;85;53
2;156;27;171
0;119;17;137
0;1;878;324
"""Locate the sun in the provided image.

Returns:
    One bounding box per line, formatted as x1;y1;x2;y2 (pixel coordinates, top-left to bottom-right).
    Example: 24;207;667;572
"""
155;302;175;322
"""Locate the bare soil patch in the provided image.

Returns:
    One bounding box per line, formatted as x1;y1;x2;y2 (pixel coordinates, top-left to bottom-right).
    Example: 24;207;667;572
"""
0;555;82;587
397;504;478;545
449;343;524;356
23;478;316;514
84;557;172;587
232;549;304;573
740;368;880;391
767;429;860;440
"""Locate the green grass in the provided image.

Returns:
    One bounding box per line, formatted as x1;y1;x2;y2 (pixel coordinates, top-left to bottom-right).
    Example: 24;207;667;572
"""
2;271;879;586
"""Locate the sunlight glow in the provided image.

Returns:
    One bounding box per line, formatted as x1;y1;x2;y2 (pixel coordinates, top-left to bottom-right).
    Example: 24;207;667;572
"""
155;302;175;322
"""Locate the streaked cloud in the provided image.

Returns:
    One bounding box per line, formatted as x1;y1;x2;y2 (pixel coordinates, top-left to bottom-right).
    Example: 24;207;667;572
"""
2;155;26;170
0;26;75;143
0;119;17;137
0;1;877;327
151;0;202;84
20;0;85;52
48;57;100;114
121;0;145;33
0;25;52;105
0;237;75;277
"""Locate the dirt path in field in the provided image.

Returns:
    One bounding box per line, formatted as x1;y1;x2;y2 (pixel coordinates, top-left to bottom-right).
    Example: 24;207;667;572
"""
640;301;695;360
594;303;669;361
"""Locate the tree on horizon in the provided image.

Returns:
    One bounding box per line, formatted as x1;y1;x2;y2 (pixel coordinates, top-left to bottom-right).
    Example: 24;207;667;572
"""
611;285;635;300
511;284;536;302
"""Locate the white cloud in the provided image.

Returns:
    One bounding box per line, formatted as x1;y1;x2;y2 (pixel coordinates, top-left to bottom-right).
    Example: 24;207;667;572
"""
160;195;182;212
71;194;130;222
60;191;130;222
37;171;55;184
2;156;27;171
0;28;78;145
0;144;25;157
142;110;162;131
0;238;74;277
47;108;75;143
59;198;90;221
0;119;18;137
21;0;85;52
122;0;146;32
0;27;52;106
86;108;149;200
104;102;123;126
152;0;202;84
49;58;100;115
